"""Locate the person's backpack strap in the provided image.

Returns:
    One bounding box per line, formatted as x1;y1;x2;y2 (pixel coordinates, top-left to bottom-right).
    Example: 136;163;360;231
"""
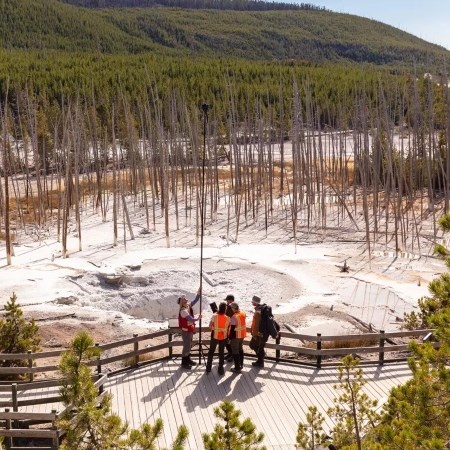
273;320;280;333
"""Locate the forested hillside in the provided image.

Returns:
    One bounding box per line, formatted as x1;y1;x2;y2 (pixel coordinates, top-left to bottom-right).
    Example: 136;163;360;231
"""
0;0;157;53
0;0;447;65
60;0;321;11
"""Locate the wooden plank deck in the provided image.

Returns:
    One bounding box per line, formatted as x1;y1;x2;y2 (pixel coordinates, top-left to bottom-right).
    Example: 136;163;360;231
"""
106;358;412;450
0;384;61;413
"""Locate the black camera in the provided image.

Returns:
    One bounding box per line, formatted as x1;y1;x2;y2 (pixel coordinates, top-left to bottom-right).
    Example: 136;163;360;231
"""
209;302;218;313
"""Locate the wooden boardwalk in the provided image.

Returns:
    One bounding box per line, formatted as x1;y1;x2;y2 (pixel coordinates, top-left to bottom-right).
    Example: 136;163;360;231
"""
0;329;431;448
106;358;412;450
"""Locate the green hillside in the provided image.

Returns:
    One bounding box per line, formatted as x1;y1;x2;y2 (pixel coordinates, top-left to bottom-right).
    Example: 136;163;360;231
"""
96;7;448;64
0;0;448;66
0;0;158;53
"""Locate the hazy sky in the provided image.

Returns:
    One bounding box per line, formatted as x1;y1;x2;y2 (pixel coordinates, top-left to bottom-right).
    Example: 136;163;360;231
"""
309;0;450;50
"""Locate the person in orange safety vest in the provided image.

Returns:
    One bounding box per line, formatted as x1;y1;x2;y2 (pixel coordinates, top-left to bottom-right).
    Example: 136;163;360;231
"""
206;302;230;375
229;302;246;373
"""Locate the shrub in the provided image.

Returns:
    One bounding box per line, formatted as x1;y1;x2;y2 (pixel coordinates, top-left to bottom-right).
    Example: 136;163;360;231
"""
0;292;40;379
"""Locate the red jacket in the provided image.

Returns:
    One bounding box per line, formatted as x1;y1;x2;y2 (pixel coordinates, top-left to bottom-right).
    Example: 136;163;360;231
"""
179;305;195;332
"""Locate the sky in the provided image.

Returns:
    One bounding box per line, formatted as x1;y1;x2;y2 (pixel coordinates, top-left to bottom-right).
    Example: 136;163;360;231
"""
309;0;450;50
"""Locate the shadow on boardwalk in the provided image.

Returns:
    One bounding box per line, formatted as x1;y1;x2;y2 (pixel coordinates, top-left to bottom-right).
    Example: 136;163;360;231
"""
106;358;411;450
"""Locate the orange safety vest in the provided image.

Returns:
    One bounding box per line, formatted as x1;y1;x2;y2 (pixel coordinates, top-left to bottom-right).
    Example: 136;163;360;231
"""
212;314;230;340
234;311;247;339
251;310;260;336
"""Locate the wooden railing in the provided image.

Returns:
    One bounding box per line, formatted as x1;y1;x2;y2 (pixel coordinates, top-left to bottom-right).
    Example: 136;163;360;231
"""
0;374;107;449
0;327;435;378
268;328;437;368
0;326;434;449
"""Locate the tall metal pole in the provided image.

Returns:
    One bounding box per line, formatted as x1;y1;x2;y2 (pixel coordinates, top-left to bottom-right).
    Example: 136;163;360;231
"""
198;103;209;364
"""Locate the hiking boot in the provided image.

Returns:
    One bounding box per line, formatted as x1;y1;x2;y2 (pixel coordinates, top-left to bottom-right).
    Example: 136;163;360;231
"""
252;360;264;368
231;355;242;373
181;357;192;369
218;366;225;375
187;355;197;366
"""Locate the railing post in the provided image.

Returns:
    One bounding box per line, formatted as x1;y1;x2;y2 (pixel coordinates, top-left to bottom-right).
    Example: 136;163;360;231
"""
134;334;139;366
11;384;18;429
379;330;385;365
98;372;104;395
28;350;34;382
275;333;281;361
95;343;101;375
168;330;173;359
5;408;12;449
11;384;18;413
51;409;59;450
316;333;322;369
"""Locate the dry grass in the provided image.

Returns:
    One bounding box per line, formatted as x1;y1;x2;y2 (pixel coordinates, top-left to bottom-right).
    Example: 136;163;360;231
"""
2;155;357;232
305;337;378;350
122;351;162;368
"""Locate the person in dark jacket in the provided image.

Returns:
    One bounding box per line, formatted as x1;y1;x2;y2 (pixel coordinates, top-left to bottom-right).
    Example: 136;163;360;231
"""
249;295;279;368
249;295;266;368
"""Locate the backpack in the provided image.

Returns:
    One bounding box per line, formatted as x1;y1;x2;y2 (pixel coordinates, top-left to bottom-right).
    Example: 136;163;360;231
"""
261;305;280;339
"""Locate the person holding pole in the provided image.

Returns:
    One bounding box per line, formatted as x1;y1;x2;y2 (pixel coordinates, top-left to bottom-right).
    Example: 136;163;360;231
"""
178;288;202;369
206;302;230;375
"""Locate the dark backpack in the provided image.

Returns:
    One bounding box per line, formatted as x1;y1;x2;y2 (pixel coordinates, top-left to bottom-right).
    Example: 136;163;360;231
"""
261;305;280;339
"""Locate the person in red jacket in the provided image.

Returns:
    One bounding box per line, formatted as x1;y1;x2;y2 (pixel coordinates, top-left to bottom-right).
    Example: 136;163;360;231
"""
178;288;202;369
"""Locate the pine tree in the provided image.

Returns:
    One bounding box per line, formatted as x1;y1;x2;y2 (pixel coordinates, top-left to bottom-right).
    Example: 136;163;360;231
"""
295;406;330;450
404;214;450;329
127;419;188;450
58;331;189;450
363;214;450;449
202;400;266;450
327;355;379;450
58;331;129;450
0;292;40;374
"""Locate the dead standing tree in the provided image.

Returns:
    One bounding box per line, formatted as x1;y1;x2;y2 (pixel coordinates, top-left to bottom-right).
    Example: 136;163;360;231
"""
2;70;450;261
1;93;13;265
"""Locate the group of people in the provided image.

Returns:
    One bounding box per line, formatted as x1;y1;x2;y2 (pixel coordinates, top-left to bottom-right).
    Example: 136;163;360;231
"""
177;290;274;375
